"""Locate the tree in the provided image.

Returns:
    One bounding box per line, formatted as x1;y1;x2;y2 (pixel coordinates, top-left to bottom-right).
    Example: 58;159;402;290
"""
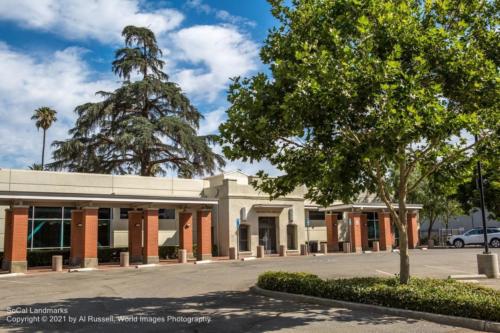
454;160;500;219
219;0;498;283
50;26;224;177
28;163;44;171
31;107;57;169
408;168;469;243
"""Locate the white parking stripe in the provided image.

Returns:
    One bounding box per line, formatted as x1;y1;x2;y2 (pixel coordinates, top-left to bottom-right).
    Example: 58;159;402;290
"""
424;265;469;273
375;270;393;276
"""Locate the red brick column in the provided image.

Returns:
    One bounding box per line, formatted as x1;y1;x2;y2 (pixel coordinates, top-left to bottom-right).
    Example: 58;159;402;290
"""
3;207;29;273
143;209;159;264
70;210;83;266
128;210;143;263
196;210;212;261
81;208;98;268
179;212;193;257
325;213;339;252
348;213;362;253
378;212;392;251
361;214;369;251
407;212;419;249
2;209;12;271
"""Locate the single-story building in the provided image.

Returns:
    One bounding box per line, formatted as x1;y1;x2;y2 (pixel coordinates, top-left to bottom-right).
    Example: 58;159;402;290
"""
0;169;422;273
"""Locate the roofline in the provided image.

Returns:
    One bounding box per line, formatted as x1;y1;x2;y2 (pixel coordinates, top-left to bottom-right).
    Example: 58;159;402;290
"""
0;192;218;206
320;203;423;212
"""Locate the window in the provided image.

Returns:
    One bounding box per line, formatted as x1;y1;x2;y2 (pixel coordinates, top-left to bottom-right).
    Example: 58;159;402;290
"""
309;210;325;220
367;212;379;240
27;207;111;249
239;224;249;252
159;208;175;219
120;208;132;219
287;225;297;250
487;228;500;234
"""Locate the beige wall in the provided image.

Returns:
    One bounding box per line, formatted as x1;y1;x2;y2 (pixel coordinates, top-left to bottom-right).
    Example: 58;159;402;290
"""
215;178;307;256
0;169;208;198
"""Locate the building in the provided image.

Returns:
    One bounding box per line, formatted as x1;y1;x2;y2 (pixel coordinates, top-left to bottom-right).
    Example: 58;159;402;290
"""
0;169;421;273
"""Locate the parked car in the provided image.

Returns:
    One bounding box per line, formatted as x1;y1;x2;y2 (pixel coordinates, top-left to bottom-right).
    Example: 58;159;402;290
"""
448;227;500;248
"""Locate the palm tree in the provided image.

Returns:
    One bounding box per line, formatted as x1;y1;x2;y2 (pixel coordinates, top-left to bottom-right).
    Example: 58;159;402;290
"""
31;107;57;169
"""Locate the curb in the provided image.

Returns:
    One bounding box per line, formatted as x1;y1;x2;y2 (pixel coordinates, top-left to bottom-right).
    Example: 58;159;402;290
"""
250;286;500;333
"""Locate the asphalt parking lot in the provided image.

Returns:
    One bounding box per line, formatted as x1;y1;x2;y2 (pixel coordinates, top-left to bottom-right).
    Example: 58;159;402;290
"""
0;248;498;332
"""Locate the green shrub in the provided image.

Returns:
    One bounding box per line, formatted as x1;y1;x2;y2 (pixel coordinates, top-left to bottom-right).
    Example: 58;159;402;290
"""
159;246;178;259
257;271;500;322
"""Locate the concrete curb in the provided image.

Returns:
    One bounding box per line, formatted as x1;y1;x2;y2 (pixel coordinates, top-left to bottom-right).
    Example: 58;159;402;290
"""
68;268;97;273
250;286;500;333
0;273;25;278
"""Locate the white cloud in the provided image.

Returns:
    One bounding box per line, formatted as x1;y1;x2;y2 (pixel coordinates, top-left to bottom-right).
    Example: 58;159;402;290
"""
0;0;184;43
0;43;117;168
168;25;259;102
199;107;226;136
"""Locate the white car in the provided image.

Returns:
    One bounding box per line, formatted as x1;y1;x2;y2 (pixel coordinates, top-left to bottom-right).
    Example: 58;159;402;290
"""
448;227;500;248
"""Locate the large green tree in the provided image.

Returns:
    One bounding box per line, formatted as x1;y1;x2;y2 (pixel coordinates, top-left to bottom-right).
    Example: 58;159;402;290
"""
31;106;57;169
50;26;224;177
219;0;498;283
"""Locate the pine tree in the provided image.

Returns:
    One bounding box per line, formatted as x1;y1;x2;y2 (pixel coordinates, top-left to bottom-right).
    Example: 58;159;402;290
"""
50;26;224;177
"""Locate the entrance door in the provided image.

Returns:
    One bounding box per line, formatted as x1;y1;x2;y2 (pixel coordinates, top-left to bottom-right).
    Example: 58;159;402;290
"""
259;217;277;254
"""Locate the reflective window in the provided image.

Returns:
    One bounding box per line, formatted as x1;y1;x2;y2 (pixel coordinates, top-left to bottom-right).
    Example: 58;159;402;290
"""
367;212;379;240
309;210;325;220
239;224;249;252
159;208;175;219
27;207;111;249
287;225;297;250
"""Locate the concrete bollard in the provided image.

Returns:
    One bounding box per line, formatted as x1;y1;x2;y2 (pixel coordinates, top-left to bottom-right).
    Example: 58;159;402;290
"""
428;239;434;248
229;247;237;260
120;252;129;267
52;255;63;272
279;245;286;257
320;243;328;254
343;242;351;253
477;253;499;278
300;244;308;256
372;241;380;252
177;249;187;264
257;245;265;258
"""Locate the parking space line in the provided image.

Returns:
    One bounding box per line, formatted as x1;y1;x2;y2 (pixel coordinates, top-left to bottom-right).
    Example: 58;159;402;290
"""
375;270;393;276
424;265;469;273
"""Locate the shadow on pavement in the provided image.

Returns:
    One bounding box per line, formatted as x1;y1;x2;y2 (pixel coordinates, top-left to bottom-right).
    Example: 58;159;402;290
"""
0;290;418;332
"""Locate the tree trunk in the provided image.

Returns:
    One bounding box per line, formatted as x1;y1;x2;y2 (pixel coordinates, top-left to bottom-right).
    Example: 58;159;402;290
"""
399;224;410;283
41;129;46;169
427;217;435;244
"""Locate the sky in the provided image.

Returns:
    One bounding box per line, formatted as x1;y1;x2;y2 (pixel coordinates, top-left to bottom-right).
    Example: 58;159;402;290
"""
0;0;279;176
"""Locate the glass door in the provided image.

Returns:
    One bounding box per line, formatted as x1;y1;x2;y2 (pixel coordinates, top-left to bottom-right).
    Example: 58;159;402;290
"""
258;217;277;254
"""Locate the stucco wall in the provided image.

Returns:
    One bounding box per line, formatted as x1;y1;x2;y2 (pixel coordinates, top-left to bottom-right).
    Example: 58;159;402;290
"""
0;169;208;198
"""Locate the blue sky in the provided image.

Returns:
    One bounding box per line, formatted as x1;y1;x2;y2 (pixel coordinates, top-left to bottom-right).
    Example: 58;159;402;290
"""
0;0;278;175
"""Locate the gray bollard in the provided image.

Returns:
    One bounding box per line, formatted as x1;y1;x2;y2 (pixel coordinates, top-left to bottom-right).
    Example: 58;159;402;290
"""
178;249;188;264
320;243;328;254
477;253;499;278
120;252;130;267
372;241;380;252
343;242;351;253
300;244;308;256
279;245;286;257
229;247;237;260
52;255;63;272
257;245;265;258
